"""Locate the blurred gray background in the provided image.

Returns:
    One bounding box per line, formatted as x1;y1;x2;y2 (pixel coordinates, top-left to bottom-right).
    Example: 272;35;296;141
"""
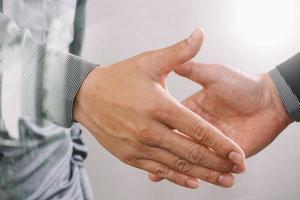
81;0;300;199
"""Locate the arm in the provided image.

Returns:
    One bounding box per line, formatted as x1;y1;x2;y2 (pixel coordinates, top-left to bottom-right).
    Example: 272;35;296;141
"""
0;17;246;188
148;52;298;183
0;13;96;128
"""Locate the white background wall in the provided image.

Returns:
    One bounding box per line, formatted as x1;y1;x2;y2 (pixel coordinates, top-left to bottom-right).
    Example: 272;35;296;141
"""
81;0;300;199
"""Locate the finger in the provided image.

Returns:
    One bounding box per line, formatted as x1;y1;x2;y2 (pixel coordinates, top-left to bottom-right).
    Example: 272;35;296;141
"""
136;159;200;189
158;101;246;165
147;147;235;188
148;173;234;189
148;173;164;182
148;125;235;172
142;28;204;75
181;97;247;173
174;61;220;86
148;172;198;183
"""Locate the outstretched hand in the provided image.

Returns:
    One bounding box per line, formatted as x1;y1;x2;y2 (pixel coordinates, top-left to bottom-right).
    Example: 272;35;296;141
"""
149;61;292;184
74;29;246;189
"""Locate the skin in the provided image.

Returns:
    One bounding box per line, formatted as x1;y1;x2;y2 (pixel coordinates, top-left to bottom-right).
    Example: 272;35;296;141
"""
73;29;246;189
149;60;293;185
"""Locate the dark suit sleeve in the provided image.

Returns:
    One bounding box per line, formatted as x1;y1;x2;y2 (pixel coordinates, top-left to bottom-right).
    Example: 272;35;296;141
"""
270;53;300;121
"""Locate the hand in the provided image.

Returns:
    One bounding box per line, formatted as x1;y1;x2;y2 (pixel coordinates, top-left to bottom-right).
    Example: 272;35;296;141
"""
74;29;246;189
149;62;292;183
176;63;292;156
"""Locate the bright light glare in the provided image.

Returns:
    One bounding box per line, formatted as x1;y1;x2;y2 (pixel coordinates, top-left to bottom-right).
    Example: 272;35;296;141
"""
234;0;297;46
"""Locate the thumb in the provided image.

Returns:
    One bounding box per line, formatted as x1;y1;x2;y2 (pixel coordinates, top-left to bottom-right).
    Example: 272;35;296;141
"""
144;28;204;75
174;61;221;86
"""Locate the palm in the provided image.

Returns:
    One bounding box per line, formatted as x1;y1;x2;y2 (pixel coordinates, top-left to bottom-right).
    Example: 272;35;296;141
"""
180;64;291;157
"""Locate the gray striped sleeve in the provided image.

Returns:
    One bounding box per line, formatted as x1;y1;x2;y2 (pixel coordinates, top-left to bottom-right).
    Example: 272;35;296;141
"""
269;68;300;121
0;13;97;128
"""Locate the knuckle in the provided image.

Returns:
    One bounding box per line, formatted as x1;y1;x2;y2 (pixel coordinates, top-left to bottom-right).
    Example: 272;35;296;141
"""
137;127;153;140
175;158;192;173
135;143;151;156
168;170;180;184
154;165;169;177
170;44;182;59
145;102;163;117
169;42;189;60
188;146;206;164
136;127;161;146
121;154;136;166
217;159;232;171
201;170;215;182
190;122;209;142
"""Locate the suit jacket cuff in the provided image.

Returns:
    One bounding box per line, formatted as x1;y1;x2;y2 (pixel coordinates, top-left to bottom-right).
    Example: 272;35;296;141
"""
269;68;300;121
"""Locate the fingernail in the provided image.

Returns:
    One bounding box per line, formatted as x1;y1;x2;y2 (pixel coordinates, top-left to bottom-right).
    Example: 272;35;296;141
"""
228;151;244;165
218;174;234;187
232;165;240;173
232;163;247;174
187;28;201;44
186;179;199;189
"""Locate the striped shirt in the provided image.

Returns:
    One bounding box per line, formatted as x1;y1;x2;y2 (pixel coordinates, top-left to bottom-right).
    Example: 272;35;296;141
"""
0;0;96;199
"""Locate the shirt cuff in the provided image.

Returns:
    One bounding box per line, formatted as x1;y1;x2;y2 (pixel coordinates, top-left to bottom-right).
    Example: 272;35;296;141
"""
36;50;97;128
0;13;98;130
269;68;300;121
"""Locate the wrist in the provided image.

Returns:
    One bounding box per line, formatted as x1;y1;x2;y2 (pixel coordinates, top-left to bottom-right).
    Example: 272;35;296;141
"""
262;73;294;127
73;66;100;124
